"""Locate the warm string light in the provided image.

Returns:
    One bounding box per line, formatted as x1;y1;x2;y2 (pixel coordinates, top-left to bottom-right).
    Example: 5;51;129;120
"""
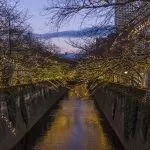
0;54;69;87
0;114;16;136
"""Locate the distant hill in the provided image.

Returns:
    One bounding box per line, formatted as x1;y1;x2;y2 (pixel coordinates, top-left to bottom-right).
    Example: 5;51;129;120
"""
35;26;115;39
58;53;77;60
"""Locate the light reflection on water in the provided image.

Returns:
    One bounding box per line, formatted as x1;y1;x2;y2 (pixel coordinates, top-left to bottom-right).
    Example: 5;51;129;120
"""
13;85;123;150
31;85;121;150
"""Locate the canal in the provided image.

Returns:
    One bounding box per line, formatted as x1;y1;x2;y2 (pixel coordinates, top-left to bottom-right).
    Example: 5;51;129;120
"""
13;86;124;150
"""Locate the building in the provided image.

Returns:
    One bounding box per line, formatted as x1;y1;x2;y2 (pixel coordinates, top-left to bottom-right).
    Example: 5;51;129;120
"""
115;0;150;31
115;0;150;56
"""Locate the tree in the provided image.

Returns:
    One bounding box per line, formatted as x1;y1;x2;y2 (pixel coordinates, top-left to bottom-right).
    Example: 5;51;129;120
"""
45;0;150;28
0;0;29;56
44;0;150;88
0;0;29;86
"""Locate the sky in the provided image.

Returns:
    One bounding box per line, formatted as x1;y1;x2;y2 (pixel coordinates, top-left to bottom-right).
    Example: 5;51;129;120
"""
19;0;114;53
20;0;84;53
20;0;81;34
20;0;53;33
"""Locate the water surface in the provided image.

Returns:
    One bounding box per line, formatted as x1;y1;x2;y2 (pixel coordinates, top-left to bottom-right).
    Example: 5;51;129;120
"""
13;86;124;150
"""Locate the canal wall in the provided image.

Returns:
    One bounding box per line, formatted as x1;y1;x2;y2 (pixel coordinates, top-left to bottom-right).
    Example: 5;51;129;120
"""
93;83;150;150
0;82;67;150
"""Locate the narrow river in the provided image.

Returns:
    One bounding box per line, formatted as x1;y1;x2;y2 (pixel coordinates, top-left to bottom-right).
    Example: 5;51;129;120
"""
13;86;124;150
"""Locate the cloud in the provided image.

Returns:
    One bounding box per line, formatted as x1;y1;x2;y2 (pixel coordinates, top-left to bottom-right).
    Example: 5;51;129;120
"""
35;26;115;39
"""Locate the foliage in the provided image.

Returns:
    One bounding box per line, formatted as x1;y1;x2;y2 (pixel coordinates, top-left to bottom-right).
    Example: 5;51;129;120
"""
74;15;150;88
0;0;72;88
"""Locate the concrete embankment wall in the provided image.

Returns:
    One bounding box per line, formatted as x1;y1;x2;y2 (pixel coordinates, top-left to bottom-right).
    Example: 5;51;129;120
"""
93;84;150;150
0;83;67;150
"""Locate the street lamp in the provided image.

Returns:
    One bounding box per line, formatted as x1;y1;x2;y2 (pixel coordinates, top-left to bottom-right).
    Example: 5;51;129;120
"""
124;71;128;74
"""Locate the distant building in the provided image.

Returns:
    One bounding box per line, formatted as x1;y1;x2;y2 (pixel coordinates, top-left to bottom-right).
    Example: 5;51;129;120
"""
91;34;117;57
115;0;150;31
115;0;150;54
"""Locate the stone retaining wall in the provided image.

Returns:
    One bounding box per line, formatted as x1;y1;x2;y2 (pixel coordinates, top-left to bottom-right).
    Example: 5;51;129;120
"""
93;85;150;150
0;83;67;150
